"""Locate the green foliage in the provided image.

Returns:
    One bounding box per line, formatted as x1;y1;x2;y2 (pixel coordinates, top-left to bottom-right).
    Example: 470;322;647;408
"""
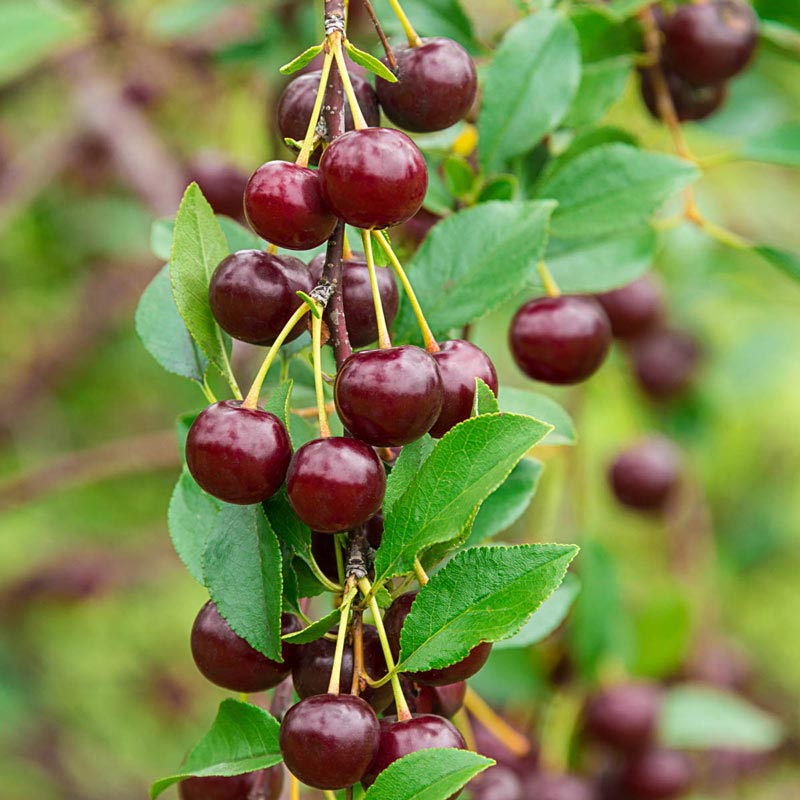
371;0;479;52
741;123;800;168
499;387;576;446
344;40;397;82
279;43;324;75
755;244;800;282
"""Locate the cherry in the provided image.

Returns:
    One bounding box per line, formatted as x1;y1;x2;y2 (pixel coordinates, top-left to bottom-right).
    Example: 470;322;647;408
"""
509;296;612;385
280;694;379;789
185;401;292;505
663;0;758;86
596;275;665;339
583;682;662;751
629;329;701;401
639;67;728;123
318;128;428;229
471;715;538;775
179;767;283;800
392;207;441;250
609;437;682;512
383;592;492;685
190;601;301;692
361;714;466;788
621;749;693;799
286;437;386;532
522;772;596;800
209;250;313;346
375;38;477;133
186;153;249;220
418;681;467;719
244;160;336;250
309;253;400;347
429;340;498;439
334;346;443;447
469;766;524;800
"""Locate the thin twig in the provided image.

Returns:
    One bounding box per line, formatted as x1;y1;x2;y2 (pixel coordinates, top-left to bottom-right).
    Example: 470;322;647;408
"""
362;0;398;70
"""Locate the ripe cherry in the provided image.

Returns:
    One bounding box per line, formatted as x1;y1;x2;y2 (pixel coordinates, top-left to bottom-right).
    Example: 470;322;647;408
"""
335;346;443;446
522;772;596;800
429;340;498;438
392;207;441;250
190;601;301;692
179;767;283;800
583;682;662;751
286;437;386;532
361;714;466;788
621;749;694;799
418;681;467;719
509;296;612;385
187;153;248;220
596;275;665;339
469;766;524;800
639;67;728;123
209;250;312;346
629;329;701;401
318;128;428;229
376;38;477;133
185;401;292;505
280;694;380;789
609;438;682;512
244;161;336;250
663;0;758;86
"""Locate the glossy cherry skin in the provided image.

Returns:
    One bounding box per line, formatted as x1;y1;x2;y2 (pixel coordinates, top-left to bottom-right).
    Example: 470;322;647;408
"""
469;766;524;800
639;67;727;123
509;296;612;385
187;153;248;220
621;749;694;799
280;694;380;789
318;128;428;229
185;401;292;505
417;681;467;719
630;329;701;401
244;160;336;250
361;714;467;789
609;438;682;512
663;0;758;86
429;340;498;438
522;772;596;800
596;275;665;339
334;346;443;447
209;250;312;346
286;437;386;532
583;682;662;751
309;253;399;348
191;601;301;692
376;38;477;133
179;767;283;800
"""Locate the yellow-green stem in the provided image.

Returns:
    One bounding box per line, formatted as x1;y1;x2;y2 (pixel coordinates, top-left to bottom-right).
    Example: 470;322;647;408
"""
334;533;348;586
413;557;429;586
266;242;279;255
323;792;338;800
290;775;300;800
463;687;531;757
361;229;392;349
296;47;334;167
451;707;477;751
308;552;343;593
334;38;369;130
312;312;332;437
327;583;356;694
695;216;751;250
537;260;561;298
388;0;422;46
201;376;217;404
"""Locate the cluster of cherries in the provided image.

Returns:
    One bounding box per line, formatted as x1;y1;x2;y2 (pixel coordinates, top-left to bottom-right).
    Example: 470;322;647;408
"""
640;0;758;123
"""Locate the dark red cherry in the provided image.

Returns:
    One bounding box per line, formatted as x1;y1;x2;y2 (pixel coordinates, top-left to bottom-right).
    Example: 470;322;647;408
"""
376;37;477;133
583;682;662;751
429;340;498;438
309;253;400;348
185;401;292;505
209;250;313;346
471;715;538;775
639;67;727;123
596;275;665;339
522;772;596;800
663;0;758;86
334;346;443;447
286;437;386;532
361;714;466;789
244;160;336;250
392;207;441;250
280;694;380;789
609;438;682;512
469;766;524;800
383;592;492;685
318;128;428;229
179;766;283;800
509;296;612;385
621;749;694;799
190;601;301;692
629;329;701;401
418;681;467;719
187;153;249;220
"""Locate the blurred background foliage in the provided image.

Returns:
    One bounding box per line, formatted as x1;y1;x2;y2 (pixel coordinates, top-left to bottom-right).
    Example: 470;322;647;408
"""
0;0;798;798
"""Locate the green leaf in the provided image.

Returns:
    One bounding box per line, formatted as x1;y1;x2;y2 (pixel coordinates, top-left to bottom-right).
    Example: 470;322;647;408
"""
282;609;339;644
135;264;209;383
149;0;230;38
606;0;653;18
442;155;476;199
279;43;323;75
344;40;397;82
660;685;784;751
149;699;282;798
494;573;580;649
363;748;493;800
371;0;479;53
170;184;240;393
741;124;800;167
477;174;518;203
394;201;555;342
537;144;699;238
473;378;500;416
754;244;800;282
562;59;631;129
570;6;636;62
384;437;436;516
375;414;553;583
151;219;175;262
263;380;294;444
479;12;581;171
203;505;283;660
152;216;262;262
398;544;578;672
263;489;318;571
499;387;576;446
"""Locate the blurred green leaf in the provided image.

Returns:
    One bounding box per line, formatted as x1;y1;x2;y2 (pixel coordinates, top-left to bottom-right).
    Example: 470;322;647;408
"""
755;244;800;282
371;0;479;52
148;0;230;39
442;155;476;199
562;59;631;129
741;123;800;167
279;43;323;75
499;387;576;446
477;174;518;203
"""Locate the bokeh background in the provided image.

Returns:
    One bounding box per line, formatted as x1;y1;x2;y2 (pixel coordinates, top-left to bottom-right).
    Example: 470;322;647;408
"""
0;1;798;798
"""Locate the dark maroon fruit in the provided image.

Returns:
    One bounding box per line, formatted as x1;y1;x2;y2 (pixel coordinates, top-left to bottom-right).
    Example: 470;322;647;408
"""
630;329;701;401
366;511;384;550
584;682;662;751
244;160;336;250
392;207;441;250
185;401;292;505
509;296;612;385
209;250;313;346
469;766;524;800
187;153;249;220
361;714;466;788
179;767;283;800
471;715;538;775
280;694;379;789
311;532;342;581
609;437;682;512
376;37;477;133
286;437;386;532
429;339;498;438
639;67;728;123
190;602;301;692
621;749;693;799
663;0;758;86
334;346;443;447
419;681;467;719
522;772;596;800
319;128;428;229
596;275;665;339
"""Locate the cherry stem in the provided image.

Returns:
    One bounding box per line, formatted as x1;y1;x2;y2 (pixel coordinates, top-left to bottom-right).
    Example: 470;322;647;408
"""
413;557;429;586
538;688;583;775
333;37;369;130
242;303;310;410
334;533;348;585
311;311;332;437
327;580;356;694
266;242;279;255
323;793;338;800
361;228;393;349
537;260;561;298
388;0;422;47
362;0;399;70
290;775;300;800
463;687;531;757
342;229;353;259
372;230;439;353
296;47;335;168
308;552;343;593
350;610;365;696
451;707;477;751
